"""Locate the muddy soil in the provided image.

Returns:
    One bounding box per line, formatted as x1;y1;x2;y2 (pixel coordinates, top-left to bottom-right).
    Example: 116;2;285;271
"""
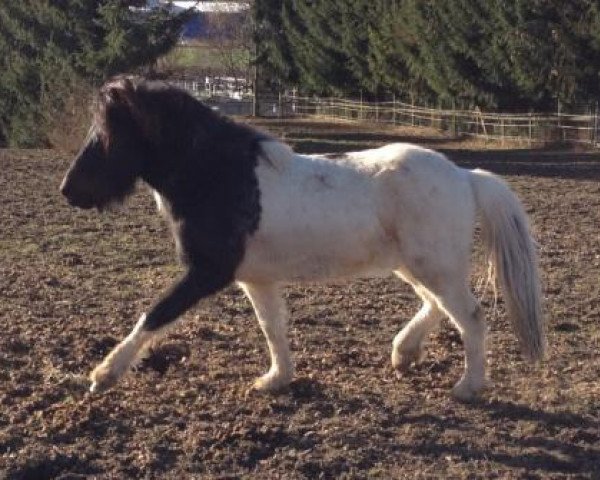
0;119;599;479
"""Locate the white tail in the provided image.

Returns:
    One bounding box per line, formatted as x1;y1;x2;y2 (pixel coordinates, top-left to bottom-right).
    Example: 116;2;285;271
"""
469;169;545;361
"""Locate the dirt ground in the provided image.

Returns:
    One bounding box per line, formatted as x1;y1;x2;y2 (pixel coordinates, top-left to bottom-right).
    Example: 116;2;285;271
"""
0;118;599;479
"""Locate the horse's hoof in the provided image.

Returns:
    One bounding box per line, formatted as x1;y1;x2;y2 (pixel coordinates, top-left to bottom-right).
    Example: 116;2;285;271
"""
89;378;114;394
251;371;292;394
89;365;120;394
451;378;489;402
392;346;424;373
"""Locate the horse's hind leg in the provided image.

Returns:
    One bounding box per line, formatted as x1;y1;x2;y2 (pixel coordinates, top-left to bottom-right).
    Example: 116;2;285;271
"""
392;283;445;372
431;286;488;401
239;282;293;392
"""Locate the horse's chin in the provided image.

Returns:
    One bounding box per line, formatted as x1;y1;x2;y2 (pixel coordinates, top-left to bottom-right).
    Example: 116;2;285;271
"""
65;196;96;210
99;200;125;213
67;197;120;213
93;188;133;212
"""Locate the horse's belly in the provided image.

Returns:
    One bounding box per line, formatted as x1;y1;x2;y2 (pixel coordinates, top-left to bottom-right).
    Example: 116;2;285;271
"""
237;242;397;282
236;214;399;283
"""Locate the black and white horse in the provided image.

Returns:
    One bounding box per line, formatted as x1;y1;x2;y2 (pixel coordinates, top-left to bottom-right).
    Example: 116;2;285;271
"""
60;77;545;401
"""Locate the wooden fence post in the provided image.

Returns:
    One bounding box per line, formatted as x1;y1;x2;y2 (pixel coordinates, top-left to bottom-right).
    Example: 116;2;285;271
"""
528;111;533;146
475;106;487;138
557;100;564;143
292;88;297;116
593;102;598;147
278;90;283;118
452;100;457;137
360;90;363;121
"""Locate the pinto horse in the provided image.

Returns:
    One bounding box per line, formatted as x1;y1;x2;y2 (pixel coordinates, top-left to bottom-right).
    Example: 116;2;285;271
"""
60;77;545;401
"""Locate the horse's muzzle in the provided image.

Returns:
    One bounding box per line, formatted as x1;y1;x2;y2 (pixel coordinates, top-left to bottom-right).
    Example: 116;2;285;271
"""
60;177;96;209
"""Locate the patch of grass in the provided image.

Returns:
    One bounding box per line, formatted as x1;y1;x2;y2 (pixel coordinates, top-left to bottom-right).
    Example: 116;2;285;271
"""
161;43;250;73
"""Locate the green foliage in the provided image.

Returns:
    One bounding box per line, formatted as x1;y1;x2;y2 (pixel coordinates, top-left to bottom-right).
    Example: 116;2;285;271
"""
254;0;600;110
252;0;298;90
0;0;191;147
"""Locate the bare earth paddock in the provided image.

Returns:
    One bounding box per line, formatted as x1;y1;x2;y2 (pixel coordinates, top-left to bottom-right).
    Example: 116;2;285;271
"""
0;118;599;479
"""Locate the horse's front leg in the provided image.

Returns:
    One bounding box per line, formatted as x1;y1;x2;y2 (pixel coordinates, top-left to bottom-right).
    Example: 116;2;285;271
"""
90;269;229;393
240;282;293;392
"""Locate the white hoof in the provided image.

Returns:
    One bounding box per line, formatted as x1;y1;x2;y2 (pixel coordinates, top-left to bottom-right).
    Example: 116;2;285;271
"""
392;344;425;372
89;360;127;394
252;368;292;393
451;376;489;402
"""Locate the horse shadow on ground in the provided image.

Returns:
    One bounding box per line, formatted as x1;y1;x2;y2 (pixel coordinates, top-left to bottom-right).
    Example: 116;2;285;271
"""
348;396;599;477
7;454;103;480
5;410;133;479
211;377;600;477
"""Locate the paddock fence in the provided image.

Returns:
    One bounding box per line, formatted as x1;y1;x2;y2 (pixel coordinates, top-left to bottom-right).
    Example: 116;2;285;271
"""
171;79;600;147
289;96;600;147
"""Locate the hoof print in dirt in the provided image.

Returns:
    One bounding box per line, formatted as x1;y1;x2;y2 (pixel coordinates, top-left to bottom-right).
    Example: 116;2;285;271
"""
139;343;190;375
89;336;119;357
554;322;580;332
289;378;326;400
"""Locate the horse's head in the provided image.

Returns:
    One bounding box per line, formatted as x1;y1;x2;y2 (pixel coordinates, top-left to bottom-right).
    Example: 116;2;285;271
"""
60;76;157;210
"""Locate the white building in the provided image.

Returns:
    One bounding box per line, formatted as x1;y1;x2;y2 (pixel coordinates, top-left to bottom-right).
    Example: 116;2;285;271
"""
159;1;250;13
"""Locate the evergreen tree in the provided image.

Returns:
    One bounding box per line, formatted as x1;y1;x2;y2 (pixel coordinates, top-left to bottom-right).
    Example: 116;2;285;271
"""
334;0;377;95
0;0;191;147
254;0;600;110
282;0;352;95
252;0;299;91
367;1;435;102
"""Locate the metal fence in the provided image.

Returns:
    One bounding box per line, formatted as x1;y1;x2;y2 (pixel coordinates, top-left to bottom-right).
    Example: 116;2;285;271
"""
171;79;600;147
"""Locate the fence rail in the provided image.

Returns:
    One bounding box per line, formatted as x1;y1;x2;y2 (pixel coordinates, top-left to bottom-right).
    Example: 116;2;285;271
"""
171;79;600;147
287;96;600;147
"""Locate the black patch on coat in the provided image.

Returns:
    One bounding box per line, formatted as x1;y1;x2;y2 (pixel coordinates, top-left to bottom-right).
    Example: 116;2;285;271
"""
134;82;264;269
61;77;267;332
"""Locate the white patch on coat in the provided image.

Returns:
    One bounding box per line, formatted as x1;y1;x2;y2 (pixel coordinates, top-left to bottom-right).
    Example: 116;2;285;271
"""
236;141;473;284
234;140;542;400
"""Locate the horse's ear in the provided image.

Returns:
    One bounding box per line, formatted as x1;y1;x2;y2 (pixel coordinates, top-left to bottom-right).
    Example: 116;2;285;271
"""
97;76;158;143
102;76;136;108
